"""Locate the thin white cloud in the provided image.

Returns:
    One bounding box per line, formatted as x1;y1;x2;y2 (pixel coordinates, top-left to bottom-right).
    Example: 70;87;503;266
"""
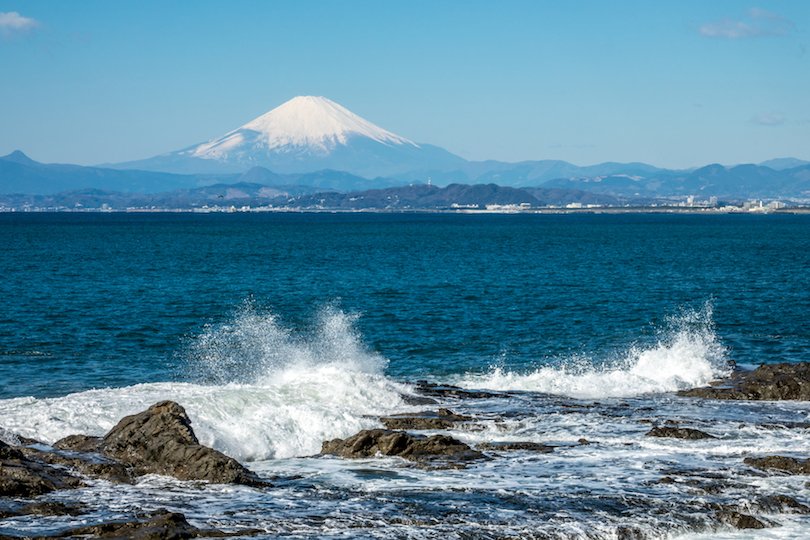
0;11;38;37
751;112;786;126
699;8;795;39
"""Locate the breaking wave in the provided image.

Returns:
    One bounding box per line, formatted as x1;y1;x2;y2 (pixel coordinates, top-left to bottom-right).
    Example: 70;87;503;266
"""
0;303;409;460
454;304;730;399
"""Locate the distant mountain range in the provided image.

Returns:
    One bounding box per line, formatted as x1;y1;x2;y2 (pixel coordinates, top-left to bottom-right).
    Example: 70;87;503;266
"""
0;151;402;195
543;163;810;199
1;95;809;202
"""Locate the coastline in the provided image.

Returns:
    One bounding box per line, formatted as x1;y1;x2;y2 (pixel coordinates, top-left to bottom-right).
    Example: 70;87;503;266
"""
2;206;810;215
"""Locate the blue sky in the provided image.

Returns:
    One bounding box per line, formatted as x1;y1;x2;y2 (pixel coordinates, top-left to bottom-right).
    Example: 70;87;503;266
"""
1;0;808;168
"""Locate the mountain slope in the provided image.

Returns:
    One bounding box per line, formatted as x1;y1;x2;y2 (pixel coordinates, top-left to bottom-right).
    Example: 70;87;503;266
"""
0;151;217;194
112;96;467;177
541;163;810;199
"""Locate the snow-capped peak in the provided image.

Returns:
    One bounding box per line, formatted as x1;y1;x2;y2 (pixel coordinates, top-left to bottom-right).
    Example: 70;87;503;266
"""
189;96;417;160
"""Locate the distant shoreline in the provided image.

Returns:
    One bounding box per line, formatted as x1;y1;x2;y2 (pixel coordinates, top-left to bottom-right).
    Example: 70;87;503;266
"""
2;206;810;215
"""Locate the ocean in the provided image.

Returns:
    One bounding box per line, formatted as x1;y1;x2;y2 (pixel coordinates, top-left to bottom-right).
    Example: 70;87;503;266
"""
1;212;809;538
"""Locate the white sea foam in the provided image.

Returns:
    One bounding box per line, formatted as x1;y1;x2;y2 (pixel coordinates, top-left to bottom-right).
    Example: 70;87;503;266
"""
0;305;409;460
454;304;730;399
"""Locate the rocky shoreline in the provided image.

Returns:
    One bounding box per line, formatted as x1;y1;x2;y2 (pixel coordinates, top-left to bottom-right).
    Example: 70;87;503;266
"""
2;363;810;538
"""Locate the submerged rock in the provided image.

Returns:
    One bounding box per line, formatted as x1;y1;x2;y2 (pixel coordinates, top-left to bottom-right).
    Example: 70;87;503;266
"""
744;456;810;475
100;401;266;486
716;508;768;529
646;426;717;440
477;441;554;453
0;500;88;519
0;440;83;497
413;381;501;400
47;509;258;539
755;494;810;514
679;362;810;401
380;408;472;430
321;429;485;466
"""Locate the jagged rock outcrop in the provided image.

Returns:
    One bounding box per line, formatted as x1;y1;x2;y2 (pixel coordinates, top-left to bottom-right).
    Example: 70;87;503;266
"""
6;401;267;489
380;408;472;430
321;429;484;467
96;401;265;486
679;363;810;401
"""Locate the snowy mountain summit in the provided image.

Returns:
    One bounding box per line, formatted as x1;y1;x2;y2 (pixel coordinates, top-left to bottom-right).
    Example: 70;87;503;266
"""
189;96;418;160
115;96;463;177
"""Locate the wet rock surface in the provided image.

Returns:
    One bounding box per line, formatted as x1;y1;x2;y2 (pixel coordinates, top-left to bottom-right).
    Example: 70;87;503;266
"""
0;440;83;497
412;381;502;400
100;401;265;486
321;429;485;466
755;494;810;514
645;426;717;440
53;434;103;453
40;509;259;539
1;402;267;491
380;408;473;430
679;362;810;401
744;455;810;475
715;508;768;529
19;445;133;484
0;500;88;519
477;441;554;453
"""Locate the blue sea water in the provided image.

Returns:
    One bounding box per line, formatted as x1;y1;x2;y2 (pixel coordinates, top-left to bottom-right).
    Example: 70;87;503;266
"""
1;212;809;539
1;212;808;397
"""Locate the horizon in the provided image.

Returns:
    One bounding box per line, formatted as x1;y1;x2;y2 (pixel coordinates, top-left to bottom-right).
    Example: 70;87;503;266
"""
1;1;809;169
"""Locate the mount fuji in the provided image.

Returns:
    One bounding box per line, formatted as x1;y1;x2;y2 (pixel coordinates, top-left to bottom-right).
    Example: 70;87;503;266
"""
112;96;465;178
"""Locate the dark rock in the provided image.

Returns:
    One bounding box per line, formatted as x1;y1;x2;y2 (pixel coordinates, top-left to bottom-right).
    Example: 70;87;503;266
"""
413;381;501;400
49;509;259;539
757;421;810;430
399;393;439;406
0;440;83;497
756;494;810;514
645;426;716;440
1;402;269;496
20;501;87;516
53;434;103;453
20;446;133;484
380;408;472;430
616;525;645;540
744;456;810;475
716;509;767;529
679;362;810;401
477;441;554;453
100;401;266;486
321;429;485;467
